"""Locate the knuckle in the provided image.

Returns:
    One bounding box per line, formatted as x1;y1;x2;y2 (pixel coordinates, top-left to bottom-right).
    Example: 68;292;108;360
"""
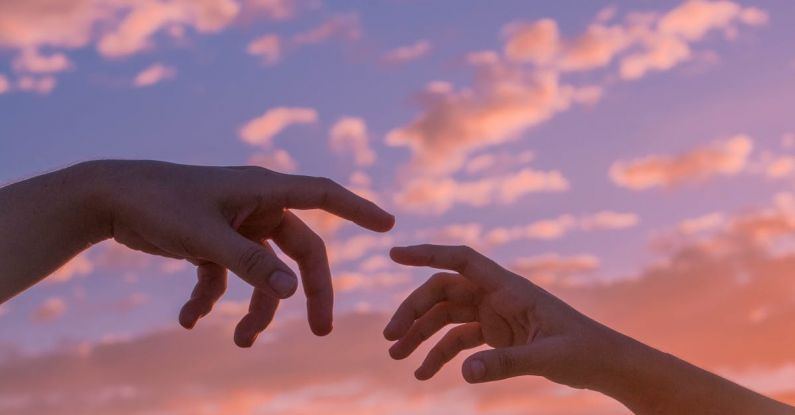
237;245;271;276
497;352;516;374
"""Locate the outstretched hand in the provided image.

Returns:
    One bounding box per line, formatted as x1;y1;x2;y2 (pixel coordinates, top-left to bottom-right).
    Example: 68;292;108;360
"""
97;161;394;346
384;244;621;388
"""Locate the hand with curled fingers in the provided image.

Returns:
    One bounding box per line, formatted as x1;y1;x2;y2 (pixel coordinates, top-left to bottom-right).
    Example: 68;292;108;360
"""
383;244;621;387
91;160;394;347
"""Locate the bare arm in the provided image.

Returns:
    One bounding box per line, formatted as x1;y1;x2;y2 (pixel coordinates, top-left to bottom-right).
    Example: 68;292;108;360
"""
385;244;794;415
0;162;109;301
0;160;395;345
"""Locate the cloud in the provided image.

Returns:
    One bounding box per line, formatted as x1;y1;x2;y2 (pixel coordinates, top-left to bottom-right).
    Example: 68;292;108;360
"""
249;149;298;172
678;212;726;235
329;117;376;167
30;297;66;323
243;0;310;20
579;211;640;230
11;48;72;74
333;271;410;293
485;211;639;245
327;234;394;265
133;63;176;87
500;1;767;80
510;254;600;286
292;13;361;45
464;151;534;175
386;59;601;174
394;168;569;215
502;19;560;65
0;74;9;94
382;40;431;64
16;75;56;94
97;0;240;58
247;34;282;66
609;134;753;190
239;107;318;147
48;254;94;283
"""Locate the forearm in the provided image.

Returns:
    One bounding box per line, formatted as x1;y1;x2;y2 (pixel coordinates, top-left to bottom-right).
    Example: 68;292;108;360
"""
0;161;110;303
594;334;795;415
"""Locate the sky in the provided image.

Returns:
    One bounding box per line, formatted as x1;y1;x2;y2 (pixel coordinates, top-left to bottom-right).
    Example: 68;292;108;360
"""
1;0;795;414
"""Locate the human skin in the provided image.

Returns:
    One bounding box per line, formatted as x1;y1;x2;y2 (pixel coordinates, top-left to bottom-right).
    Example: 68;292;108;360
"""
385;244;795;415
0;160;394;346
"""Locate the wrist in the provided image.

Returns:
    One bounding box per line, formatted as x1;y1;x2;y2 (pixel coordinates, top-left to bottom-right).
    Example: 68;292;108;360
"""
66;160;116;244
586;329;678;414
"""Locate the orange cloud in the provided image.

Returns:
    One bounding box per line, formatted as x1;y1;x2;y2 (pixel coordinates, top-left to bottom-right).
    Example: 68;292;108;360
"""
133;63;176;87
609;135;753;190
387;60;600;174
239;107;318;147
329;117;376;167
382;40;432;64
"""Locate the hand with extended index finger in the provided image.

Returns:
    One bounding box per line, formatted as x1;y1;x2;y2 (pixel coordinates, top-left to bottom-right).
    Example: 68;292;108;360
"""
82;160;393;347
384;244;625;389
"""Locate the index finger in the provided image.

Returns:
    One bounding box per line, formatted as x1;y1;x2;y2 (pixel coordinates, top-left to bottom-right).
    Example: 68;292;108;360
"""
279;175;395;233
389;244;509;290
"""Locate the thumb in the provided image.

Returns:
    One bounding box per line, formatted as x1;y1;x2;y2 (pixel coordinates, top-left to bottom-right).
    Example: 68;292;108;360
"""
199;224;298;299
462;344;550;384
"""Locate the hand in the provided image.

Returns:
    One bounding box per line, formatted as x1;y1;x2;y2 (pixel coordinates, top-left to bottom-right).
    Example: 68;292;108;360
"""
91;160;394;346
384;244;624;389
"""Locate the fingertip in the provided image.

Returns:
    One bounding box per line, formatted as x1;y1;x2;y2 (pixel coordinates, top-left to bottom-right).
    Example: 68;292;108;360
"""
388;343;407;360
462;358;486;383
389;246;409;262
414;367;430;381
269;270;298;298
310;321;333;337
178;304;198;329
382;319;402;340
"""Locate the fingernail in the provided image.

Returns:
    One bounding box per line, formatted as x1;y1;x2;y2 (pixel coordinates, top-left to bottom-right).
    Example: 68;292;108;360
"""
467;359;486;381
269;270;296;297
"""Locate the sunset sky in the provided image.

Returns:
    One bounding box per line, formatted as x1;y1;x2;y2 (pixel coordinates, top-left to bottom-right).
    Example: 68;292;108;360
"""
2;1;795;414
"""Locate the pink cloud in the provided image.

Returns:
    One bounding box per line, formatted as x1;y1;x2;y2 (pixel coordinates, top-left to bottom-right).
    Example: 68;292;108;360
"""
292;13;361;45
48;254;94;283
247;34;282;66
16;75;56;94
329;117;376;167
11;48;72;74
31;297;66;323
133;63;177;87
239;107;318;147
510;253;600;286
249;149;299;172
382;40;432;64
386;60;600;174
394;168;569;215
97;0;240;58
610;135;753;190
0;74;8;94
